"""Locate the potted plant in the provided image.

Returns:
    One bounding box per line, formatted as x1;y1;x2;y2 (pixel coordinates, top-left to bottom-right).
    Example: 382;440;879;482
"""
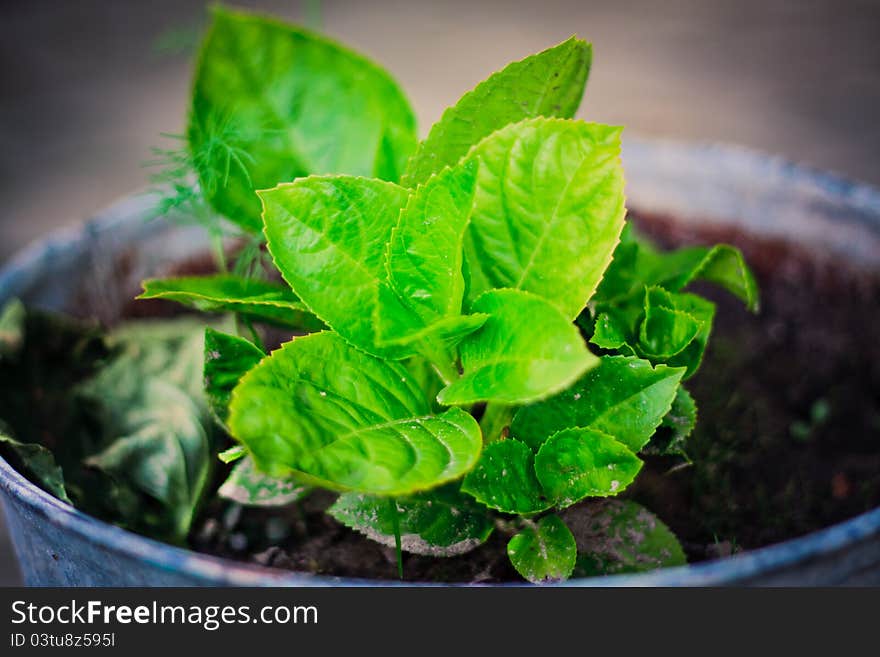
1;6;878;586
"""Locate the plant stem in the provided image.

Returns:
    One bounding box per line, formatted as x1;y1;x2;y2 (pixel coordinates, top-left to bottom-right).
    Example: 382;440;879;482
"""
389;498;404;580
480;403;515;443
208;222;228;273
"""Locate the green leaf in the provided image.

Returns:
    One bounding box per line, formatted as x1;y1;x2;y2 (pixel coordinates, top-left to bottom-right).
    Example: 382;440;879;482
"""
77;319;215;542
596;228;759;312
375;161;485;361
101;318;221;403
507;515;577;584
534;428;642;507
218;445;246;464
638;286;703;359
189;6;416;231
329;484;494;556
462;118;626;319
649;291;715;379
647;386;697;456
84;378;211;542
139;275;322;330
228;332;482;495
510;355;685;452
461;440;550;514
697;245;760;312
402;37;591;187
218;455;310;507
566;500;686;576
437;289;597;405
589;311;634;354
204;328;264;425
384;161;478;324
0;299;25;360
0;427;71;504
261;176;410;356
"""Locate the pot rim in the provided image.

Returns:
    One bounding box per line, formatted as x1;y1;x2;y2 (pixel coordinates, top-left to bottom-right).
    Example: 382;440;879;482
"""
4;450;880;586
2;136;879;586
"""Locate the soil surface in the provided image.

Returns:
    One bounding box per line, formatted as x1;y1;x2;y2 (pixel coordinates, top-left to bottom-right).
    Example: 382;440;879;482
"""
169;211;880;582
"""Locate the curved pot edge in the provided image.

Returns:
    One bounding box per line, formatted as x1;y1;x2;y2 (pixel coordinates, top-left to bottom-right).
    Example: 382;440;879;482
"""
3;451;880;587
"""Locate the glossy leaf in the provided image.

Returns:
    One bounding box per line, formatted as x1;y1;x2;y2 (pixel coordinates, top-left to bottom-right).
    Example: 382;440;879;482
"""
510;355;685;452
596;227;759;312
437;289;597;405
189;7;416;231
218;455;310;507
228;332;482;495
261;176;410;356
566;500;686;576
139;275;322;329
507;514;577;584
648;291;715;379
638;286;703;359
403;37;591;187
329;484;494;556
589;311;633;353
376;161;481;356
462;118;626;319
204;328;264;424
534;428;642;507
461;440;550;514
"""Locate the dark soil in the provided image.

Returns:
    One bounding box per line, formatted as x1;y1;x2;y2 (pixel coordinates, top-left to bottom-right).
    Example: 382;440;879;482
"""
168;211;879;582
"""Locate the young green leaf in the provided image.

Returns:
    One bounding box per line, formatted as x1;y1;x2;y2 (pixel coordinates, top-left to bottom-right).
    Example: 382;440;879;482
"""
402;37;591;187
462;118;626;319
507;514;577;584
564;500;686;576
189;6;417;231
596;228;759;312
534;428;643;507
638;286;703;359
260;176;410;356
204;328;264;425
227;332;482;495
510;355;685;452
461;439;551;514
376;161;482;354
329;484;494;556
589;311;636;355
385;162;477;323
658;294;715;379
0;427;71;504
437;289;597;405
218;455;310;507
139;275;322;329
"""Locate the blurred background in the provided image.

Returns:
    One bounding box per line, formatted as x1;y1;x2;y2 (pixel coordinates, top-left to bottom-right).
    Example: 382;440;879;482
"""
1;0;878;584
